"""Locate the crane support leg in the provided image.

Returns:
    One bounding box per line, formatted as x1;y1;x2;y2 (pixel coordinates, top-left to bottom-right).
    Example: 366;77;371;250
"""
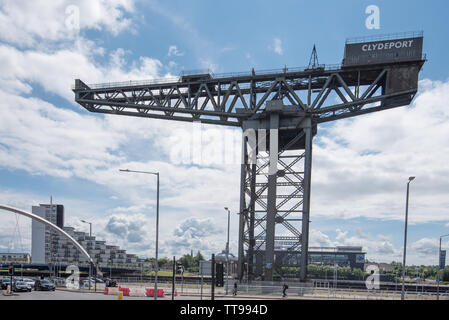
300;118;313;282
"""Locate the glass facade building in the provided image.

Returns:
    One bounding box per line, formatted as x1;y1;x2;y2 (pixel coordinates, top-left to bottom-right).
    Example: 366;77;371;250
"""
252;245;366;277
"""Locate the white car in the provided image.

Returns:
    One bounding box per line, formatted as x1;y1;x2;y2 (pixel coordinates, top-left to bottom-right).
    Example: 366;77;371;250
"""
14;281;32;292
22;278;36;288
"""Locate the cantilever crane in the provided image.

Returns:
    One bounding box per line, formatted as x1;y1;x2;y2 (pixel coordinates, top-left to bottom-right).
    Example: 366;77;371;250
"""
73;32;425;282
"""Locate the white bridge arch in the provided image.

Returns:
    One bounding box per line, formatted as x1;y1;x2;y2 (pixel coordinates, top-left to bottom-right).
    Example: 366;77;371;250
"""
0;204;94;265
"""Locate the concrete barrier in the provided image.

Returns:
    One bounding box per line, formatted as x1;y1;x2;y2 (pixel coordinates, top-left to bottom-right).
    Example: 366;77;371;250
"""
118;287;130;296
129;287;146;297
106;286;165;298
104;287;119;295
145;288;165;297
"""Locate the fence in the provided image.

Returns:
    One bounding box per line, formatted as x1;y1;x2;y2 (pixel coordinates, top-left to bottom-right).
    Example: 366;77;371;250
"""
52;275;449;300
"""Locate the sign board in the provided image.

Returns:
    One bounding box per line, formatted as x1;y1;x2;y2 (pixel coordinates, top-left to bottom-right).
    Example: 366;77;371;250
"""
199;260;212;276
440;250;446;270
343;36;423;67
356;254;365;264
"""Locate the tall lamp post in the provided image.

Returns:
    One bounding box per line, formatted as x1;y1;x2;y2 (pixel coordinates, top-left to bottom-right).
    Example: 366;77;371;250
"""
80;219;93;290
401;176;415;301
119;168;160;300
224;207;231;295
437;233;449;300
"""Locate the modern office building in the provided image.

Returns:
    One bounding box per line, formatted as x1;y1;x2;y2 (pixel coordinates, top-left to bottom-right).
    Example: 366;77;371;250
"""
31;203;64;264
252;242;366;277
31;204;143;268
214;251;238;277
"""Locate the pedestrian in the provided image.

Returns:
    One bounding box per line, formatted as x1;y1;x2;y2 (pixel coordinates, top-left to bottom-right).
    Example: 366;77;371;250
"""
282;283;288;298
233;282;238;296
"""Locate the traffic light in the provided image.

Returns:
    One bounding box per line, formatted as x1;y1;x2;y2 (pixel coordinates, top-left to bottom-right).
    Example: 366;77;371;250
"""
176;263;184;275
216;263;224;287
8;265;14;276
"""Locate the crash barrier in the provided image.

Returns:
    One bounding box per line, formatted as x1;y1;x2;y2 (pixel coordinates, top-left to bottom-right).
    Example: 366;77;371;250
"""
145;288;165;297
104;287;165;297
104;287;119;295
130;288;146;297
118;287;130;296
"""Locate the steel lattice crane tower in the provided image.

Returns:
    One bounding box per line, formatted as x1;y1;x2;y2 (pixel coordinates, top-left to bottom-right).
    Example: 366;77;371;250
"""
73;32;425;282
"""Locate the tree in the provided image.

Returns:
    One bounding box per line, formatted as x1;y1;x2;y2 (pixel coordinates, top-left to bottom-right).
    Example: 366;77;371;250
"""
442;266;449;282
178;251;205;273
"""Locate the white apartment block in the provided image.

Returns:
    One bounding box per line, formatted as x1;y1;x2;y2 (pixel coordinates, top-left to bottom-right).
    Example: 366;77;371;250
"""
31;204;142;268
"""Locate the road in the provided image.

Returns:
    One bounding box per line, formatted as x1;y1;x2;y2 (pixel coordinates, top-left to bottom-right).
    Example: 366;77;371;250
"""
1;288;444;300
0;289;266;300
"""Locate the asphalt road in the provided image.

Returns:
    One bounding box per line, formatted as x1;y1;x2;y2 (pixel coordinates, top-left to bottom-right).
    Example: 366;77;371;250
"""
0;289;264;300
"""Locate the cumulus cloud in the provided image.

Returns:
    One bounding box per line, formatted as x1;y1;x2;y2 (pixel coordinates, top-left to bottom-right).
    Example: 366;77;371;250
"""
410;238;439;257
270;38;283;55
0;43;165;101
173;217;221;238
105;213;150;243
310;79;449;224
162;217;224;256
331;227;401;262
0;0;135;47
309;229;334;247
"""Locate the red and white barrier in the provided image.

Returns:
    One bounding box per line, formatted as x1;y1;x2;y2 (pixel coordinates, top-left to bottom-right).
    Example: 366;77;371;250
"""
104;286;165;298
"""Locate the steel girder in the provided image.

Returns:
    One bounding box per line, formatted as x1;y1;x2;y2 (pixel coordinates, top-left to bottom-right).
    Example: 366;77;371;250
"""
238;111;313;282
73;61;424;127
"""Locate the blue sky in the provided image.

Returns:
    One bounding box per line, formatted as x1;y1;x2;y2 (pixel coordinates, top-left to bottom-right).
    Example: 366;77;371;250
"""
1;0;449;266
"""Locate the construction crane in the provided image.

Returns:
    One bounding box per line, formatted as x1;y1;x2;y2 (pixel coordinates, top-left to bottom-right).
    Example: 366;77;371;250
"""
73;32;425;282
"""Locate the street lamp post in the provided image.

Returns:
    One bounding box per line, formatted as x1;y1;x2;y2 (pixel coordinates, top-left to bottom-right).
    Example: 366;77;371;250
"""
401;176;415;301
80;219;93;290
224;207;231;295
119;168;160;300
437;233;449;300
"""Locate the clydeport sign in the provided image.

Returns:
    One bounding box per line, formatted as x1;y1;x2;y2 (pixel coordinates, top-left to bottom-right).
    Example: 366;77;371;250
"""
343;36;423;67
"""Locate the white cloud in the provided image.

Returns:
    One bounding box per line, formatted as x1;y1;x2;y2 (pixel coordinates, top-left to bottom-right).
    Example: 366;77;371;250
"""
331;228;402;263
0;0;135;47
271;38;283;55
164;217;224;256
410;238;439;257
0;43;165;101
309;229;334;247
310;79;449;223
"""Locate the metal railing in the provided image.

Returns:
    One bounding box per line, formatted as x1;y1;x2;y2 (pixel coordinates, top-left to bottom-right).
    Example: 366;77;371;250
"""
346;31;424;44
72;64;345;91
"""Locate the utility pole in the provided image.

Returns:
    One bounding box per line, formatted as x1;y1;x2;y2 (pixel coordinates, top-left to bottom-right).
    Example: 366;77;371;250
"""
401;176;415;300
211;254;215;301
119;169;160;300
49;196;53;282
224;207;231;295
437;233;449;300
172;256;176;300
